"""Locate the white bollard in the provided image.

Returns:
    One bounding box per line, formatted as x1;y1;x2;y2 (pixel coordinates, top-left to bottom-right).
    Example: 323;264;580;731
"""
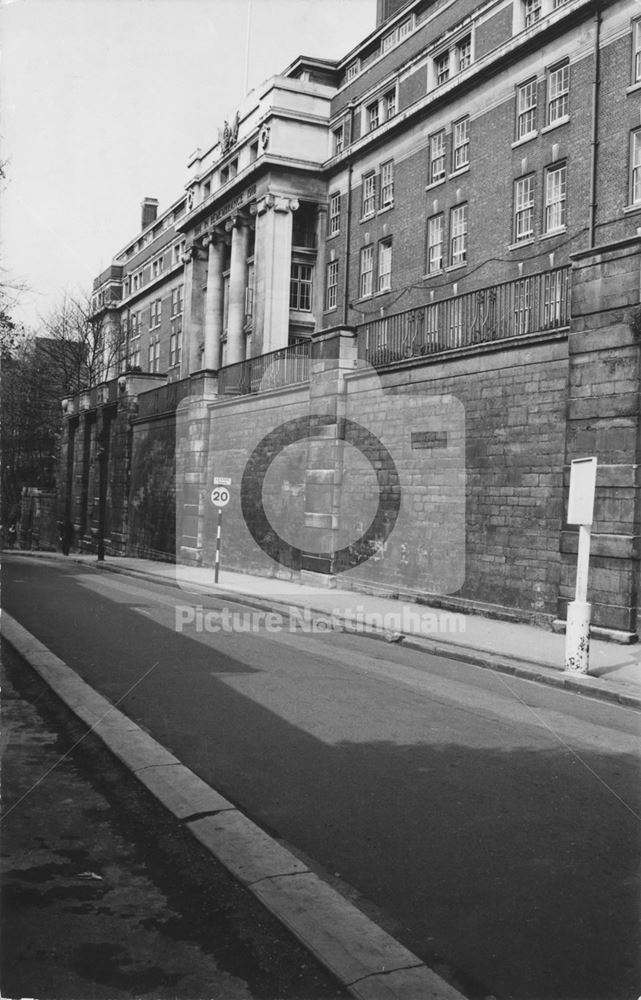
565;600;591;673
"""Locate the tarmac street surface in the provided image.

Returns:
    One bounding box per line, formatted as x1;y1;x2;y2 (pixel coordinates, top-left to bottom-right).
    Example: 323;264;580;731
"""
3;554;641;1000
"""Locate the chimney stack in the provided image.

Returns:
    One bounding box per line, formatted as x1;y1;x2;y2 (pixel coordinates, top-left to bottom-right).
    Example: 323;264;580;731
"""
141;197;159;230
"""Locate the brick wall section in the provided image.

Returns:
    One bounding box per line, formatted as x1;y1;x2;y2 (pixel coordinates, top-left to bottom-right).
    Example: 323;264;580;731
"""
559;236;641;634
475;5;513;60
325;23;603;334
594;20;641;244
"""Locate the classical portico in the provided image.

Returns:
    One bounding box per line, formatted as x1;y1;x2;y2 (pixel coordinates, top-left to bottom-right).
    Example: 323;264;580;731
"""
186;192;302;373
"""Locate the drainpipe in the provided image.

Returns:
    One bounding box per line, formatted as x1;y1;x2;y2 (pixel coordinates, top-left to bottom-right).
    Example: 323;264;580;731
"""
588;4;601;249
343;160;353;326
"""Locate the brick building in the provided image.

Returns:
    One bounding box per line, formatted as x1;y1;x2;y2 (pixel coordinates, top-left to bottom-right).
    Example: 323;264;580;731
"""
60;0;641;638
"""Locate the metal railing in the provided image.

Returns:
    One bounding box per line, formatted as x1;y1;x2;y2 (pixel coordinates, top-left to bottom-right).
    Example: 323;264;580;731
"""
217;341;311;396
137;376;193;418
357;267;570;366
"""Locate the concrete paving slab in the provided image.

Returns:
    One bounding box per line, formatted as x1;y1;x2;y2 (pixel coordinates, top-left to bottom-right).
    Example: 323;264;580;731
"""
351;965;470;1000
134;763;235;820
251;873;467;999
187;812;310;885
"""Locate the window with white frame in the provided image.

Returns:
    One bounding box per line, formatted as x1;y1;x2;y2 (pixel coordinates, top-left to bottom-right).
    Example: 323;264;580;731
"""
547;62;569;123
436;51;450;85
630;129;641;204
429;131;446;183
329;192;341;235
524;0;541;27
171;285;184;316
169;317;183;368
245;262;255;320
517;79;537;138
289;262;313;311
129;340;141;369
457;35;472;71
544;163;567;232
333;124;344;155
450;203;468;265
382;28;396;53
130;311;141;339
326;260;339;310
150;298;162;328
151;256;164;279
346;60;360;82
382;15;413;52
427;214;444;273
398;16;412;40
452;117;470;170
380;161;394;209
362;173;376;216
514;175;535;241
148;336;160;373
385;89;397;120
378;239;392;292
173;241;185;265
366;89;397;133
634;20;641;83
360;245;374;297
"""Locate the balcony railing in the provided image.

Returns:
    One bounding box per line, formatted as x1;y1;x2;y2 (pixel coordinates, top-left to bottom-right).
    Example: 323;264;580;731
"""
217;341;311;396
137;376;194;419
357;267;570;366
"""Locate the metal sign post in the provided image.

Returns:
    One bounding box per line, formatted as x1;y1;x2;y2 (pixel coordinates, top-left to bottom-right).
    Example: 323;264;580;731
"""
210;478;231;584
565;457;597;674
214;508;223;583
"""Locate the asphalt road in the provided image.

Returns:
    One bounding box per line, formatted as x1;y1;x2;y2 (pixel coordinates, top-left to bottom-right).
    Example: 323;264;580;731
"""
3;555;640;1000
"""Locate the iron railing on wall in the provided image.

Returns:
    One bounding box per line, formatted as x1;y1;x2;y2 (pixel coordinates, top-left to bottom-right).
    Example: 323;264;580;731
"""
357;267;570;366
217;341;311;396
137;376;193;418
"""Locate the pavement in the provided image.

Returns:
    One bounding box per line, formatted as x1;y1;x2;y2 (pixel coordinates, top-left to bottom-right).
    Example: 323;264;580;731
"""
7;548;641;710
2;643;344;1000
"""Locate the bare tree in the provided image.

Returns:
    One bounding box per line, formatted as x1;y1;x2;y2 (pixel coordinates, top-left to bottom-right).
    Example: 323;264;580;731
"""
1;292;122;524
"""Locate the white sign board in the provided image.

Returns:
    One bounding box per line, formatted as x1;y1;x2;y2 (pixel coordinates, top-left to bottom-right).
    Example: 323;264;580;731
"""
567;457;597;525
210;486;230;508
213;476;232;486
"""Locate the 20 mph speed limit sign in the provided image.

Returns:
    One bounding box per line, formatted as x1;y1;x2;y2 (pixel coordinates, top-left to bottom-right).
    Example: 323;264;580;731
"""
210;486;230;508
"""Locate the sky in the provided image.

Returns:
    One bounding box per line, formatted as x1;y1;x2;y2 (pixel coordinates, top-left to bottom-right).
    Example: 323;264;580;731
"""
1;0;374;329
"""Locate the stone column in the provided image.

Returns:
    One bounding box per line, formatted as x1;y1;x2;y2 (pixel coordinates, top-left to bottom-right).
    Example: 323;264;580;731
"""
252;195;299;355
225;215;250;366
203;231;225;371
182;242;208;374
